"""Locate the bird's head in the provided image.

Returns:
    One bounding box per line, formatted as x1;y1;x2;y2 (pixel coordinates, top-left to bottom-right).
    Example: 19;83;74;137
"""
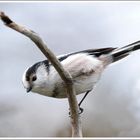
22;60;50;93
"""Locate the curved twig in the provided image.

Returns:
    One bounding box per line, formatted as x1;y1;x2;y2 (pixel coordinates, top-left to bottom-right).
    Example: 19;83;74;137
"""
0;12;82;137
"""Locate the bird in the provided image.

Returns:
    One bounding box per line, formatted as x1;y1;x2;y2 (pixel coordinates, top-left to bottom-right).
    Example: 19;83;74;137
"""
22;40;140;112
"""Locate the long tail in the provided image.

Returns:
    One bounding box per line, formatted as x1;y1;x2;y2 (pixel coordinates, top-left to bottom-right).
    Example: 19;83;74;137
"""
110;40;140;62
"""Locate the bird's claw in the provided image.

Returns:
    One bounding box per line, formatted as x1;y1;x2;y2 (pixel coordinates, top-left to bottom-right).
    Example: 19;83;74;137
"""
68;107;84;117
79;107;84;114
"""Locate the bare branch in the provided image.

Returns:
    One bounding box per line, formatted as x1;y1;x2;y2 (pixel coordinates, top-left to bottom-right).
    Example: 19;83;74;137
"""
0;12;82;137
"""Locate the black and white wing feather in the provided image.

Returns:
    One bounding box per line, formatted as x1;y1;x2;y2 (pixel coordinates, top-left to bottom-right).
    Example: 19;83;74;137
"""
55;48;116;78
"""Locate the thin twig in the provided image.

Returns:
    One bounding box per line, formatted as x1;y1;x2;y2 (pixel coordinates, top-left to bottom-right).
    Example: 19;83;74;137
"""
0;12;82;137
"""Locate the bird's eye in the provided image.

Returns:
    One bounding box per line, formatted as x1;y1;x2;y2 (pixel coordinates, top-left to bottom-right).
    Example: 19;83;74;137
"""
32;76;37;81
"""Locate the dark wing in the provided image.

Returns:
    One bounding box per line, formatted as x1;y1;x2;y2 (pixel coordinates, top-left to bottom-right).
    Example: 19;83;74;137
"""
41;47;116;72
57;47;116;62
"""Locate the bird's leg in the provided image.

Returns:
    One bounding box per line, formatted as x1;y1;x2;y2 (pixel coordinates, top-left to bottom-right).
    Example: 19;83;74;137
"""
78;90;91;114
68;90;91;116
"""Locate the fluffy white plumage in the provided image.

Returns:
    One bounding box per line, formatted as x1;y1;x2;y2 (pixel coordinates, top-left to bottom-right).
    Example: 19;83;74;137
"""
22;53;109;98
22;40;140;98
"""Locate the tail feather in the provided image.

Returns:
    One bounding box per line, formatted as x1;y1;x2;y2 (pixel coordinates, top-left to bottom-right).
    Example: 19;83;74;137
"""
110;40;140;62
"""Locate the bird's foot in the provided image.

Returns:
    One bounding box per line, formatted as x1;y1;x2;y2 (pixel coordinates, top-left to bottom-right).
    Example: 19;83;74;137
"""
68;106;84;117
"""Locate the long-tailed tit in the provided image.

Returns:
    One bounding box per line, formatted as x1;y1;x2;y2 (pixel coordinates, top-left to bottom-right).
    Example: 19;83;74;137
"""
22;40;140;111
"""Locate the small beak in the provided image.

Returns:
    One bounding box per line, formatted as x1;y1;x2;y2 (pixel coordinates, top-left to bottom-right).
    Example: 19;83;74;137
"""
26;86;32;93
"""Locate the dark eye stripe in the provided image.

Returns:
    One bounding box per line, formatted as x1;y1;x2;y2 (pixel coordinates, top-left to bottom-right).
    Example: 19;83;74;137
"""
26;76;30;81
25;62;41;80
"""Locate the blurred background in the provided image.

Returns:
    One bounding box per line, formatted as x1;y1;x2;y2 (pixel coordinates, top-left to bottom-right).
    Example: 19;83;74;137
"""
1;1;140;137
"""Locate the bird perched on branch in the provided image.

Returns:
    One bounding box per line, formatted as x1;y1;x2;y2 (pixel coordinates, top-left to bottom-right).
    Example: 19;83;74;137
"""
22;40;140;112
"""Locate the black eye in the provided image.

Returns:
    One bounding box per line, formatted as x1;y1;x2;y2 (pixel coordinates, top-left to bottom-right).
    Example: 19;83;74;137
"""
32;76;37;81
